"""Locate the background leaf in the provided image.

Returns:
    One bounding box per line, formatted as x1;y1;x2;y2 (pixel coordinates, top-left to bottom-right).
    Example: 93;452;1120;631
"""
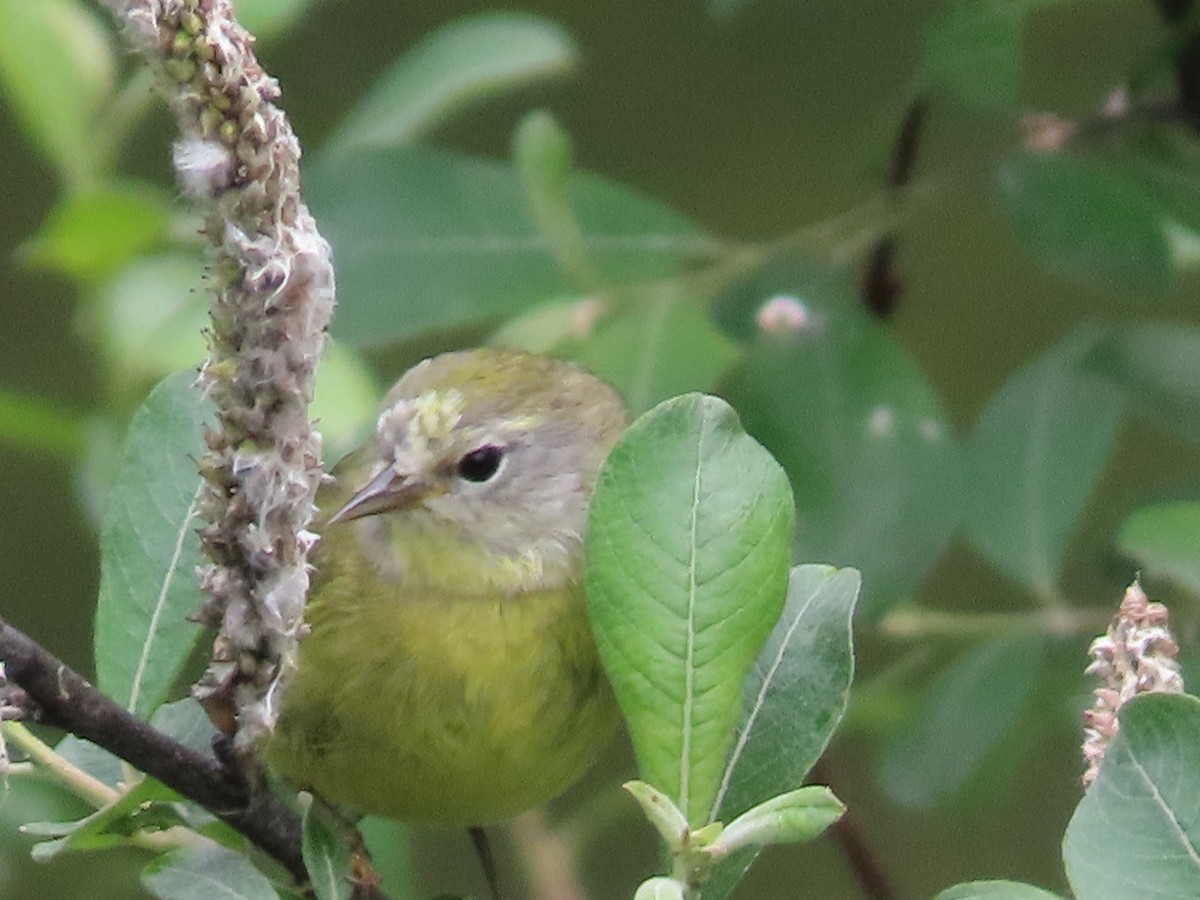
569;294;741;415
0;390;85;459
964;328;1125;595
327;13;578;151
306;145;711;346
1083;323;1200;448
21;183;169;282
878;635;1045;808
922;0;1024;108
996;153;1176;294
232;0;318;40
586;394;794;826
723;272;961;616
93;371;212;718
0;0;114;184
96;254;208;386
1064;693;1200;900
1117;501;1200;594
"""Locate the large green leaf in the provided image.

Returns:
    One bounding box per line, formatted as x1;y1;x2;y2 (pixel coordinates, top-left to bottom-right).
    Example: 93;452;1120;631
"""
1064;693;1200;900
586;394;794;826
327;13;577;151
0;0;114;184
1118;501;1200;594
702;565;858;900
996;153;1176;294
722;278;960;616
94;372;212;718
878;635;1044;808
964;329;1125;594
305;145;710;346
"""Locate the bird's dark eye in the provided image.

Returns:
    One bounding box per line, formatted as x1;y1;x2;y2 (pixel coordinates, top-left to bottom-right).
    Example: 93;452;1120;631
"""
456;445;505;483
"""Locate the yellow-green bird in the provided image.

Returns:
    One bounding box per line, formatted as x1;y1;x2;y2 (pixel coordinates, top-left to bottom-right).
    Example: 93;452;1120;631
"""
268;348;626;831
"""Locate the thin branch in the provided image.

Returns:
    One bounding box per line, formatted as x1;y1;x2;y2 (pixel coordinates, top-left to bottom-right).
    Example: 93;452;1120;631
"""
0;617;309;889
810;761;895;900
4;721;120;807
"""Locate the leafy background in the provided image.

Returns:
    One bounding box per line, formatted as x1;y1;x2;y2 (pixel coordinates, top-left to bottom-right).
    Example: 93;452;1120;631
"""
2;0;1200;898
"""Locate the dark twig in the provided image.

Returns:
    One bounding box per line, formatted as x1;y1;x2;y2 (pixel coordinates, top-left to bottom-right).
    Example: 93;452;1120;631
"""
859;96;927;319
470;825;504;900
812;761;895;900
0;617;373;897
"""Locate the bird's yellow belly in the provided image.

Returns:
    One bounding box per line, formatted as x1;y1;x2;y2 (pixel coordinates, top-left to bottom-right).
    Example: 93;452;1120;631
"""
268;583;618;825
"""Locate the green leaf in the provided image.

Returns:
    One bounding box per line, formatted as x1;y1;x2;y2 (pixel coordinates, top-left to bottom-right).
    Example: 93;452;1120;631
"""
712;786;843;856
0;0;115;183
94;371;212;718
569;295;741;416
514;110;596;290
586;394;794;826
312;340;381;462
97;254;209;385
21;183;169;282
713;566;858;823
327;13;577;151
964;328;1124;594
724;289;960;616
0;389;85;459
301;797;353;900
922;0;1024;108
149;699;218;756
29;778;183;860
232;0;317;40
1064;693;1200;900
1083;323;1200;448
306;145;711;346
996;153;1176;294
1118;501;1200;594
878;634;1044;808
935;881;1066;900
142;844;280;900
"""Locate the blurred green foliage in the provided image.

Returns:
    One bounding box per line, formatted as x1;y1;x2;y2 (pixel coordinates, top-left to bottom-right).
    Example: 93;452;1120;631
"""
4;0;1200;898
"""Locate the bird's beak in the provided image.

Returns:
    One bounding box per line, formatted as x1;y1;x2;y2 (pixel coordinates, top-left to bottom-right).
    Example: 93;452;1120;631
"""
326;466;420;525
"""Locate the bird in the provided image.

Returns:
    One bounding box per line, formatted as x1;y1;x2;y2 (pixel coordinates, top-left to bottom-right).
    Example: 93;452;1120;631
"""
267;347;627;893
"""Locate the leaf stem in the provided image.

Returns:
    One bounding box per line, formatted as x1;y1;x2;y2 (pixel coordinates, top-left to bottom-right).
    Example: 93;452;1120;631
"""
878;603;1111;640
2;721;119;807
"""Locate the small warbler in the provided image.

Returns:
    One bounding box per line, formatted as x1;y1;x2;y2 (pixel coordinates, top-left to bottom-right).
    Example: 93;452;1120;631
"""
268;348;626;826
